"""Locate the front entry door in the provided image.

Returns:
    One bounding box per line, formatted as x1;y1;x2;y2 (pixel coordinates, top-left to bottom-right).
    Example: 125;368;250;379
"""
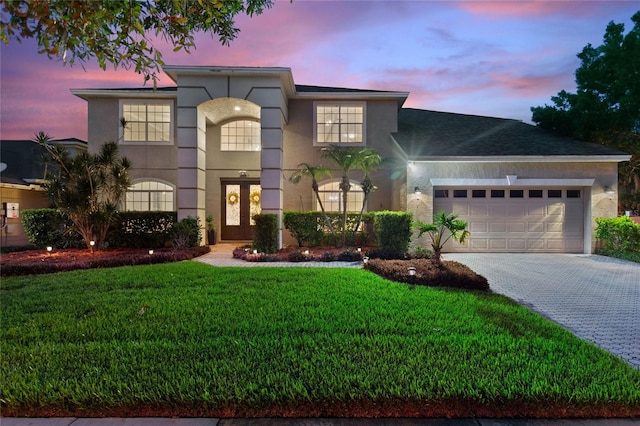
221;179;261;241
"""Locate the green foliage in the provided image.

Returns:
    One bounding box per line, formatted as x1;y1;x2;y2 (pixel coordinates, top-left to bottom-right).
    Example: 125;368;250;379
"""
20;208;82;248
36;132;131;251
596;248;640;264
283;211;324;247
2;264;639;416
20;208;63;247
252;213;278;254
0;0;274;85
205;215;216;231
107;211;177;248
373;211;412;255
530;11;640;193
416;211;470;265
170;216;201;249
283;211;374;247
595;216;640;251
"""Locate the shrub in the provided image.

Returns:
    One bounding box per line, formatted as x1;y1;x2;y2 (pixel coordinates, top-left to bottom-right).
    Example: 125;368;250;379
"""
595;216;640;251
171;216;201;249
364;258;489;291
283;211;324;247
320;251;336;262
21;208;83;248
253;213;278;254
107;211;176;248
411;246;432;259
337;248;362;261
365;247;406;260
373;211;412;255
287;250;308;262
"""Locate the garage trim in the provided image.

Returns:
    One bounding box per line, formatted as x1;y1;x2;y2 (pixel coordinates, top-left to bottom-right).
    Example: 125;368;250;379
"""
430;177;595;187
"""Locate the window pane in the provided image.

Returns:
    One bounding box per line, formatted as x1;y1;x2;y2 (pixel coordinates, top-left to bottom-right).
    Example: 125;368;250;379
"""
491;190;505;198
472;189;486;198
567;190;581;198
124;180;174;211
548;190;562;198
316;103;364;144
221;120;261;151
434;189;448;198
510;190;524;198
122;102;171;143
453;190;467;198
529;190;543;198
316;182;363;212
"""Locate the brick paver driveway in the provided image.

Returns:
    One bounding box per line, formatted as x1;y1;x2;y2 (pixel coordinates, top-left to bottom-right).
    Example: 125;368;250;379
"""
445;253;640;369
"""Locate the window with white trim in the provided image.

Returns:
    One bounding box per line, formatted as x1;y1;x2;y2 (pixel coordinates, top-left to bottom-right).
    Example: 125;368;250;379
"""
221;120;261;151
315;102;365;145
121;100;173;144
124;180;174;211
316;181;364;212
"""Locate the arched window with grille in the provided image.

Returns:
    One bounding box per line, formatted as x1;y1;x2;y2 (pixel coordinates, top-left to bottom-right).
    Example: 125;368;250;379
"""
124;180;175;211
315;180;364;212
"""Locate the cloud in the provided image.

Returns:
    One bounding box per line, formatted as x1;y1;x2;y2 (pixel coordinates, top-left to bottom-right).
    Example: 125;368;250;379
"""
455;0;632;18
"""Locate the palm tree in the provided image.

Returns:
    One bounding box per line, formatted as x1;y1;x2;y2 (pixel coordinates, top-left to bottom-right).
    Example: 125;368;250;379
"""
36;132;131;251
350;148;381;240
415;211;470;266
288;162;337;242
321;145;360;247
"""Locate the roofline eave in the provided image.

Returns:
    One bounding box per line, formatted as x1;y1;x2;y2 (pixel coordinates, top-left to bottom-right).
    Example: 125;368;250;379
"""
407;155;632;163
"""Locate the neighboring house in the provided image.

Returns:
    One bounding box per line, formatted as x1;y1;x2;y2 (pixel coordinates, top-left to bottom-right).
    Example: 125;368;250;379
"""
0;138;87;247
72;66;629;254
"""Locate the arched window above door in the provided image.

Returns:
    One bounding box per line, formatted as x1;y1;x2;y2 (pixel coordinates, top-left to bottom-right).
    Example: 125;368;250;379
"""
221;120;261;151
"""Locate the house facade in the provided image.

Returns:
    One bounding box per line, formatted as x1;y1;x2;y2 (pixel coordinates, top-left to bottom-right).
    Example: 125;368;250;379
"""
72;65;629;254
0;138;87;247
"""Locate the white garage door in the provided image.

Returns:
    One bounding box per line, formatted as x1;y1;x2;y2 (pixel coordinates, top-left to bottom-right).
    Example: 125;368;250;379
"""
433;188;584;253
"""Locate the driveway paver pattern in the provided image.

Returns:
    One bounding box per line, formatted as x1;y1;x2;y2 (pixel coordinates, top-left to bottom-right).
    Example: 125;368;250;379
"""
444;253;640;369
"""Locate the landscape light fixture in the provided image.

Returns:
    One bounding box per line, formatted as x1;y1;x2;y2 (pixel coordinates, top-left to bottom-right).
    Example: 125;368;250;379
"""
363;256;369;264
408;267;416;276
46;246;52;254
90;240;95;252
148;249;154;255
303;249;309;255
414;187;421;194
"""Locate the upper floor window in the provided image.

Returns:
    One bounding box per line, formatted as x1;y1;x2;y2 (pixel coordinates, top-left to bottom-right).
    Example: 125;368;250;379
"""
124;180;174;211
121;100;173;144
315;180;364;213
221;120;261;151
314;102;365;145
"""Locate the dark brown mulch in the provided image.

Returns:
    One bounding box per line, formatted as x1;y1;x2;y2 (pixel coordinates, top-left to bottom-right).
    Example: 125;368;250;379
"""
364;258;490;291
0;246;210;277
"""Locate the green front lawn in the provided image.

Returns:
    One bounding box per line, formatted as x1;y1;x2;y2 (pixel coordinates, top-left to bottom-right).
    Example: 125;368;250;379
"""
1;262;639;417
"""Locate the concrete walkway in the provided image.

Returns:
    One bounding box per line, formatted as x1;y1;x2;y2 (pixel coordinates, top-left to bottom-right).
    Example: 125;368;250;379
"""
445;253;640;369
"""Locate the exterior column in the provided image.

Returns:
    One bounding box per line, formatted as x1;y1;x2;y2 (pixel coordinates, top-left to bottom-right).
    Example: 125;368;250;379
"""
260;108;284;248
176;100;206;242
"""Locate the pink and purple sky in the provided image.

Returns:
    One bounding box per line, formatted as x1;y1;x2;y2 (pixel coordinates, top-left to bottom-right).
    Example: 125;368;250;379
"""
0;1;637;141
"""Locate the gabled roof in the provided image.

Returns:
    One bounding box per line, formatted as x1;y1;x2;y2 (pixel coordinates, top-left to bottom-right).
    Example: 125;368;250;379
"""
393;108;630;160
0;138;87;187
295;85;398;94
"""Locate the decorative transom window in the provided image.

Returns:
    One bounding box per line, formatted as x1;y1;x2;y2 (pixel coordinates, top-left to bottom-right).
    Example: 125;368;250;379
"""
124;180;174;211
315;102;365;145
121;100;173;143
221;120;261;151
316;181;364;212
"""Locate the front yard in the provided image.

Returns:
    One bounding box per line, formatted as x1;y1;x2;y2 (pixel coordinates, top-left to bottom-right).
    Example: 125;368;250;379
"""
1;262;639;417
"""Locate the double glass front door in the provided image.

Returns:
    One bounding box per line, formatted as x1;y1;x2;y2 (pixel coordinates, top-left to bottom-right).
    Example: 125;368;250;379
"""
221;180;261;241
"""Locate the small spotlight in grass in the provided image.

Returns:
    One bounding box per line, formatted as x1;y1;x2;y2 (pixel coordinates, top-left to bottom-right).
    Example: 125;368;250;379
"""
408;267;416;276
363;256;369;264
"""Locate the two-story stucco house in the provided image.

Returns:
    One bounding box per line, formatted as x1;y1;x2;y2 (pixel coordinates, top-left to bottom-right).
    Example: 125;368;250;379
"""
72;65;630;254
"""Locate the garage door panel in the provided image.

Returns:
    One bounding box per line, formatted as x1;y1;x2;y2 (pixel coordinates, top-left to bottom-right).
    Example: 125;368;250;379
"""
508;222;526;232
470;222;488;232
489;222;507;233
434;186;584;253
